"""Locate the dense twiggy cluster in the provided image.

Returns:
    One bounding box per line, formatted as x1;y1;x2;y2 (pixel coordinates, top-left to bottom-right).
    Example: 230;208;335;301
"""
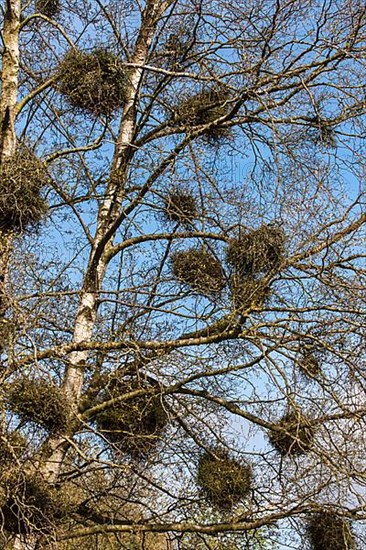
57;49;128;116
7;377;70;432
172;88;232;142
1;473;72;536
268;411;314;455
157;30;193;69
163;188;198;224
196;448;252;510
306;512;356;550
227;224;285;276
308;117;337;148
95;378;168;458
172;248;225;294
230;274;270;313
0;430;26;464
298;350;322;378
36;0;60;17
0;149;49;233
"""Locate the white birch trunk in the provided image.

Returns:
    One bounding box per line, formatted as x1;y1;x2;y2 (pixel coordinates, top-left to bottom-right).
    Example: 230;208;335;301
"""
0;0;20;160
60;0;169;412
0;0;20;316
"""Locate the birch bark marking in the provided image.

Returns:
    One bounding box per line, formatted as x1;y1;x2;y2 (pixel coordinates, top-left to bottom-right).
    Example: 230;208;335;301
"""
0;0;20;159
12;535;37;550
62;262;108;401
0;0;21;315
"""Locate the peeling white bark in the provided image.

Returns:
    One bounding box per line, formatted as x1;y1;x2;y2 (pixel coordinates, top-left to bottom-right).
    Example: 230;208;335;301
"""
0;0;20;160
12;536;36;550
0;0;20;315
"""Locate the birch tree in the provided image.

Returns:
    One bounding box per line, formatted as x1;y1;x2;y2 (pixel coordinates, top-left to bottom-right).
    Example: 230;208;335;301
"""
0;0;365;548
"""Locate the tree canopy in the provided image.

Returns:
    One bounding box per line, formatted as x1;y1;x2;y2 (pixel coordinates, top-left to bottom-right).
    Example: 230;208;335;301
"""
0;0;365;548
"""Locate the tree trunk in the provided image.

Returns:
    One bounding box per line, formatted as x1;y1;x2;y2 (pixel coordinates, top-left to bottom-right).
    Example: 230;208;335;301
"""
0;0;20;315
12;536;37;550
0;0;20;159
